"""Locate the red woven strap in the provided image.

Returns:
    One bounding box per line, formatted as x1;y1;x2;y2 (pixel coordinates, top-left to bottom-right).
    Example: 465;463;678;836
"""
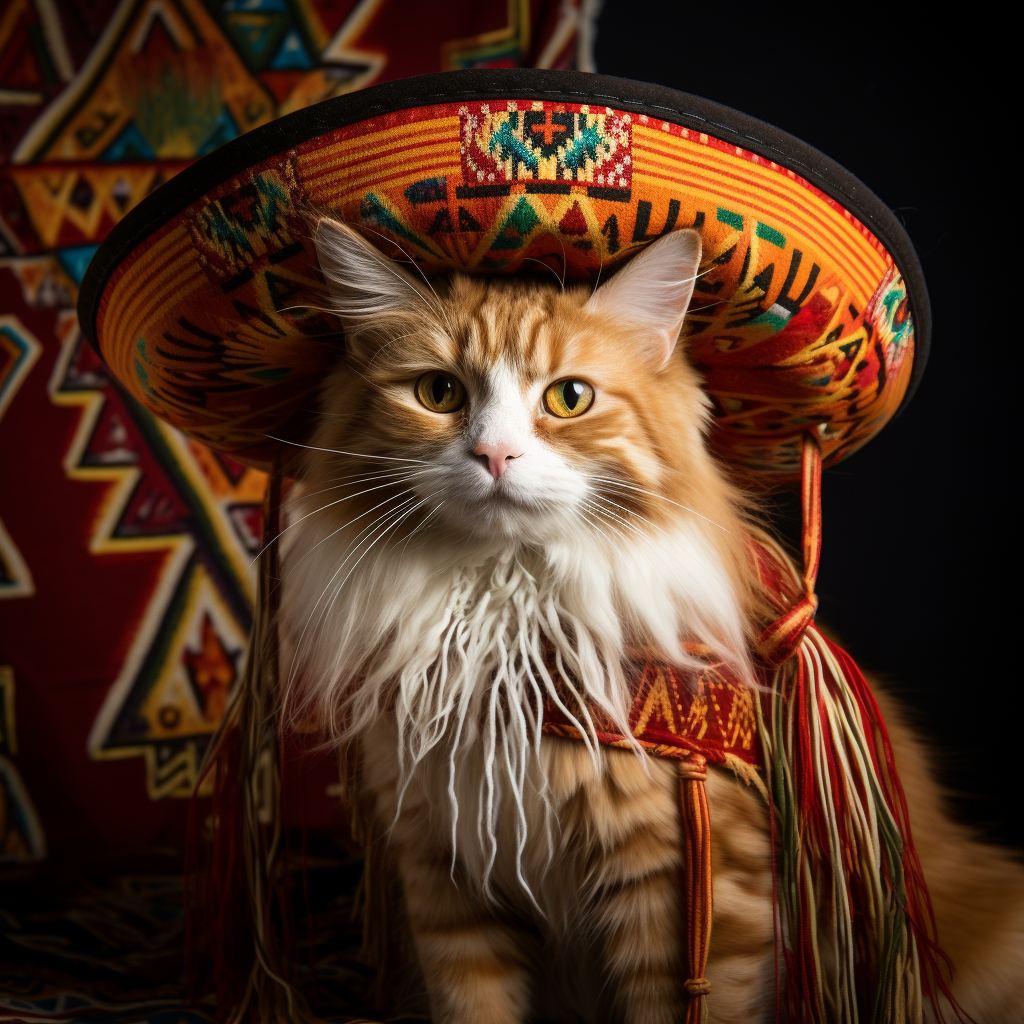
758;431;822;666
679;753;713;1022
540;657;761;768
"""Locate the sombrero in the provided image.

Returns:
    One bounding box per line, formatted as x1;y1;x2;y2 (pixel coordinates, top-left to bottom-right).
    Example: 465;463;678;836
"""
77;68;927;480
77;70;950;1023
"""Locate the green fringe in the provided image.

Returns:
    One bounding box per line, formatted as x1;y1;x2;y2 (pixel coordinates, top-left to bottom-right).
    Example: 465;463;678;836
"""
757;627;923;1024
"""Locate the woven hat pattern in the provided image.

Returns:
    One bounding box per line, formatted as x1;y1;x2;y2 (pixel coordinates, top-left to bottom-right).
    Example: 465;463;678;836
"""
94;97;915;475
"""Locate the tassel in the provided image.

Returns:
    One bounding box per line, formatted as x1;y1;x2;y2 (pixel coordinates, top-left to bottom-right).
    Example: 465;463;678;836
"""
679;752;712;1024
186;459;310;1022
756;431;969;1023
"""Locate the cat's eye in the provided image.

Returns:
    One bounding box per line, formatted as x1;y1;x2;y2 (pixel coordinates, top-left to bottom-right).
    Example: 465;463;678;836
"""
544;378;594;418
415;371;466;413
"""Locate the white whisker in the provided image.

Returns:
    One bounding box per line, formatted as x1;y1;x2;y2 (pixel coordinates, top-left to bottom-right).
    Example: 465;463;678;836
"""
588;474;732;533
400;498;446;552
580;499;638;540
286;496;418;685
250;472;428;569
264;434;430;464
283;488;421;576
589;493;670;539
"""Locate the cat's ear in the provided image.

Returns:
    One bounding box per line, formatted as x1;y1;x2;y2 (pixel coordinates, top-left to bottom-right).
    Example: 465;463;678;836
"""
584;229;702;368
311;216;432;333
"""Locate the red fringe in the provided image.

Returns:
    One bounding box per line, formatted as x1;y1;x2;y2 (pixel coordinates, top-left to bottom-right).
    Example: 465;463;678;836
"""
184;460;305;1022
185;728;251;1015
828;638;970;1022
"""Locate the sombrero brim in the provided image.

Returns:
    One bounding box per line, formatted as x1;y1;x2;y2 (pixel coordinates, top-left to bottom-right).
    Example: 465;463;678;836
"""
78;69;928;477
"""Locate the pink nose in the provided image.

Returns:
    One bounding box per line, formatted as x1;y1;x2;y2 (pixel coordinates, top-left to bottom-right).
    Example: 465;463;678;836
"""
473;441;523;480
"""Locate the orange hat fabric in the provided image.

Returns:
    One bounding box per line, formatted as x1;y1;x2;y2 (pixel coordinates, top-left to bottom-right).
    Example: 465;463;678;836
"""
78;69;927;477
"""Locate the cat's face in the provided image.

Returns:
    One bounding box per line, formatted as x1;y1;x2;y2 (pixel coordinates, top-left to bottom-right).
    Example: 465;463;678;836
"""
285;223;760;755
304;222;727;553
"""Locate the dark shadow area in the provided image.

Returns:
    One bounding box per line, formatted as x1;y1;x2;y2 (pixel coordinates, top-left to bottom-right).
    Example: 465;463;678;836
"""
596;4;1019;849
0;843;408;1022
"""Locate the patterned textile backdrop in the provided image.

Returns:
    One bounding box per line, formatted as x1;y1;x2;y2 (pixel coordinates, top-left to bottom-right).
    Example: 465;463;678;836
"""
0;0;592;861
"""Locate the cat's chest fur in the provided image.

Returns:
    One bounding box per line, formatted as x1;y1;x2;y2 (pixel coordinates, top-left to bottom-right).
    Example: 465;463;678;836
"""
359;715;776;1023
282;508;753;858
284;531;773;1018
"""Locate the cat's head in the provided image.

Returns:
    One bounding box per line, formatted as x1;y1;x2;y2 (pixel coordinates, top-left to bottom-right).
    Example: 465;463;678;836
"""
300;218;748;564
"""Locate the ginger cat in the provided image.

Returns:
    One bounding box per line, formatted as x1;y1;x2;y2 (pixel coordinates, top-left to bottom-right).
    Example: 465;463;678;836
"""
280;220;1024;1023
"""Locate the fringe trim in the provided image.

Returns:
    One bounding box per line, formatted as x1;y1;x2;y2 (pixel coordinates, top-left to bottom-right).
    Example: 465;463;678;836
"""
186;461;315;1023
758;624;971;1023
752;432;969;1023
337;742;395;1011
723;750;769;800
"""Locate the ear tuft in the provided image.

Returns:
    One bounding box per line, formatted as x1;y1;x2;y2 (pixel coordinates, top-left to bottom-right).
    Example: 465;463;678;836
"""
584;229;702;368
311;217;431;331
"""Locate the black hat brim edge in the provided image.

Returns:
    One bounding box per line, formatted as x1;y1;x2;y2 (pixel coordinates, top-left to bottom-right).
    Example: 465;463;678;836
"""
77;68;930;416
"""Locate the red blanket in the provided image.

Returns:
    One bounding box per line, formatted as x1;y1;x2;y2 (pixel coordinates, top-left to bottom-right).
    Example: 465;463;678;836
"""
0;0;589;863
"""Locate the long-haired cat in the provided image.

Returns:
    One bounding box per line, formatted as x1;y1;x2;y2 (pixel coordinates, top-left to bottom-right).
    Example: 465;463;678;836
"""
280;220;1024;1023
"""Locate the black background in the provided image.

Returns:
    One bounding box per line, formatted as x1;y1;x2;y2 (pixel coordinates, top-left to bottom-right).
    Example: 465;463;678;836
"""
595;8;1021;848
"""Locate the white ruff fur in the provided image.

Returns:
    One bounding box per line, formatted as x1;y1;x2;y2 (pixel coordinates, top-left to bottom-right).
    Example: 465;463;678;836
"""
282;508;750;896
282;222;748;898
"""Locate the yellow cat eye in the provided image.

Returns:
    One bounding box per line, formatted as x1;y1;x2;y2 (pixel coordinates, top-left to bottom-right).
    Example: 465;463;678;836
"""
544;378;594;418
415;371;466;413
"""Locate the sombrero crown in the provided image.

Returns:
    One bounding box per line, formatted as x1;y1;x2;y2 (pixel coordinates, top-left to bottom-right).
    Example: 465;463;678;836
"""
78;69;927;477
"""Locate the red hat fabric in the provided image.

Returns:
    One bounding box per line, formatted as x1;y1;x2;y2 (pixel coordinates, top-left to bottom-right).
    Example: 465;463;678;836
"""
79;69;928;479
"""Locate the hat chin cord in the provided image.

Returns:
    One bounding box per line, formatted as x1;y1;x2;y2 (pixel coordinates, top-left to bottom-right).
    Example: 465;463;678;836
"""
185;455;317;1023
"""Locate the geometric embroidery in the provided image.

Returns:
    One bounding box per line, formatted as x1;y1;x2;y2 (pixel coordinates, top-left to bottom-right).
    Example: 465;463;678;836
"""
48;322;264;799
867;263;913;379
95;98;915;480
1;0;591;814
543;658;760;768
0;666;47;861
460;102;632;191
0;316;42;599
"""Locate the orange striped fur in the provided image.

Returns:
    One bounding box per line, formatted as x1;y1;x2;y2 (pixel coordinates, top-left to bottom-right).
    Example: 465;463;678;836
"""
280;222;1024;1022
